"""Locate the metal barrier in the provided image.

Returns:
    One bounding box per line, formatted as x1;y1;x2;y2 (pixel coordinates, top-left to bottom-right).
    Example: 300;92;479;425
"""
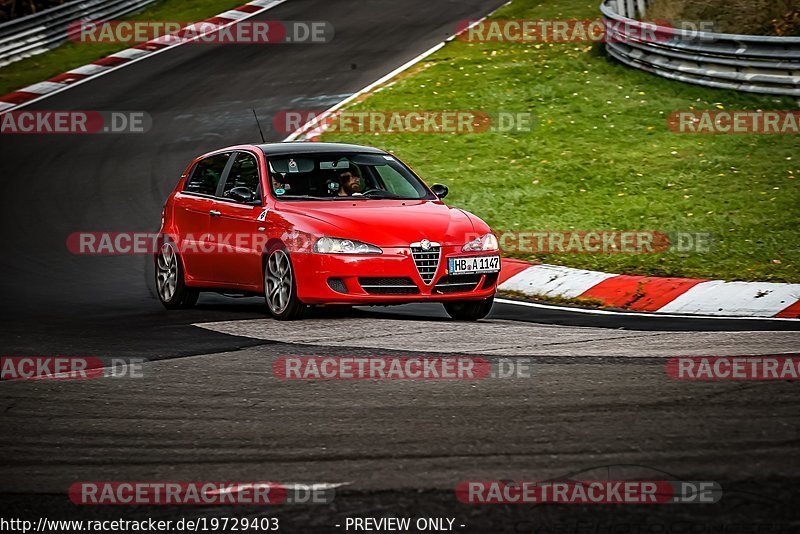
0;0;157;67
601;0;800;97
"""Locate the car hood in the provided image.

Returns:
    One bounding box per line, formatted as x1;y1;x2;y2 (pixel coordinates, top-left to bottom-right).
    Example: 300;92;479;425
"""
278;200;485;247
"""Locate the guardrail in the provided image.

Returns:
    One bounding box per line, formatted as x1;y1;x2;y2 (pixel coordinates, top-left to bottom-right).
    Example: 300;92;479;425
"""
601;0;800;97
0;0;157;67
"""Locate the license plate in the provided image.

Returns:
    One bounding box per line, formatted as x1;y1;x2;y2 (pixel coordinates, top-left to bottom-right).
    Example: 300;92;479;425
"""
447;255;501;275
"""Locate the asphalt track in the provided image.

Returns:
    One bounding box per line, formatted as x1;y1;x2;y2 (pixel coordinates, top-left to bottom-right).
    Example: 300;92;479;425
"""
0;0;799;531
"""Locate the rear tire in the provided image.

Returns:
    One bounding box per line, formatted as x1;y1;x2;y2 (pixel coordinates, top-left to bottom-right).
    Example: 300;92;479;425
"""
264;247;306;320
443;295;494;321
155;241;198;309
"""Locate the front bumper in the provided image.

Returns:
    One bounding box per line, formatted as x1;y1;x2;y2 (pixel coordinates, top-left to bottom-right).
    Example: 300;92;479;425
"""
292;245;499;305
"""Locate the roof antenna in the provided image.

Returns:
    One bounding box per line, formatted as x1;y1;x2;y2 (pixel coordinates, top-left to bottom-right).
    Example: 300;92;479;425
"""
252;108;266;143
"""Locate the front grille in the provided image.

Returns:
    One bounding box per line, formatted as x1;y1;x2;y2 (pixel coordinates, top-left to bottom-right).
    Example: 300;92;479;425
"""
411;244;441;284
358;277;420;295
435;274;482;294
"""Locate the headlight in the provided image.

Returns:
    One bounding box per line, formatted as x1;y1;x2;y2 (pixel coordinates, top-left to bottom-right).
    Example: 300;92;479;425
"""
314;237;382;254
462;233;499;252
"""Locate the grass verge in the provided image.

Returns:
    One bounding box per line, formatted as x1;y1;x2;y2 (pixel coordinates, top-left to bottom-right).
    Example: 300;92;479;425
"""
0;0;248;96
319;0;800;282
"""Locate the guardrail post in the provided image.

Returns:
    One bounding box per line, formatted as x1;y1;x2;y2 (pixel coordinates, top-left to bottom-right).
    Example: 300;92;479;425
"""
636;0;647;17
615;0;625;18
625;0;636;20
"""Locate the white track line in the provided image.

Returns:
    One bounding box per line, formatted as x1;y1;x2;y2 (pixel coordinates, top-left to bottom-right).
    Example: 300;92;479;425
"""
282;41;445;141
283;2;512;141
495;298;800;322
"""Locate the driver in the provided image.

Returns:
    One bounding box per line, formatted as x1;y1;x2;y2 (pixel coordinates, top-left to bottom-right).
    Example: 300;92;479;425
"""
337;167;362;196
272;174;292;194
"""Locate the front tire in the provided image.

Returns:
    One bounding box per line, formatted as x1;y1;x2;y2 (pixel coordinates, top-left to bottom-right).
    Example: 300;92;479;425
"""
443;295;494;321
264;247;306;320
155;242;198;309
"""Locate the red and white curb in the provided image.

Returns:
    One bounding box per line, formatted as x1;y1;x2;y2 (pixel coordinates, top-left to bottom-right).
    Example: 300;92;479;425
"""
497;259;800;319
0;0;288;114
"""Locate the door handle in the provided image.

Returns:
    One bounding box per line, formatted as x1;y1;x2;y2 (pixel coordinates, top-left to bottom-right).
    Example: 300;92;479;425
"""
209;210;221;217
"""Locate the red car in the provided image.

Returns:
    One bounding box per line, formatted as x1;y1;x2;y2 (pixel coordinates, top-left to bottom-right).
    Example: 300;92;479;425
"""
156;142;501;320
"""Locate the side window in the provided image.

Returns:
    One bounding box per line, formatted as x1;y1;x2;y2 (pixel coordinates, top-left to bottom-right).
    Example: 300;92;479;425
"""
223;152;260;200
375;164;419;197
184;153;231;196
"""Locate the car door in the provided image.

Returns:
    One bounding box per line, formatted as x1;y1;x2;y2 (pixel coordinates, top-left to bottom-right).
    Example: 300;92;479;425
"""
211;150;269;289
173;152;234;284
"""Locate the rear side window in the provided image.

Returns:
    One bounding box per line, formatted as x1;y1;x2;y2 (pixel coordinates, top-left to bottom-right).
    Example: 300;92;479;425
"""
184;153;231;196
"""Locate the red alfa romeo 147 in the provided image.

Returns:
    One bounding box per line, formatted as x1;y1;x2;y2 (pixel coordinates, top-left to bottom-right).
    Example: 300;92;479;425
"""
156;142;501;320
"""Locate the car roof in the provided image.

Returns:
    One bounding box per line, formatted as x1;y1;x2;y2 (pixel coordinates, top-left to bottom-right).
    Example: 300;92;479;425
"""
256;142;387;156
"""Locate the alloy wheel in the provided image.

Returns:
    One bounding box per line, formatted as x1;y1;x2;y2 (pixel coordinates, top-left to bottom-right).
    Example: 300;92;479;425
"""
266;249;293;314
156;243;178;302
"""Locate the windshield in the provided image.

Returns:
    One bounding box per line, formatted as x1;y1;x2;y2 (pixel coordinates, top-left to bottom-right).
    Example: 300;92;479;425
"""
266;152;435;201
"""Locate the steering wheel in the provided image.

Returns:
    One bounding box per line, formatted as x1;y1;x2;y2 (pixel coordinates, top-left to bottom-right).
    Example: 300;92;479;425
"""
359;188;384;196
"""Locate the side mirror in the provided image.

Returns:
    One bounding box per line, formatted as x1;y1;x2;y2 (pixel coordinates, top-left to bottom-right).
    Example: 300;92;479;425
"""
431;183;449;199
226;186;256;204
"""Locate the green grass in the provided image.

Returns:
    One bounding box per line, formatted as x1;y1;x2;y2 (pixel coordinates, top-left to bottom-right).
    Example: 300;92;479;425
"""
319;0;800;282
0;0;247;96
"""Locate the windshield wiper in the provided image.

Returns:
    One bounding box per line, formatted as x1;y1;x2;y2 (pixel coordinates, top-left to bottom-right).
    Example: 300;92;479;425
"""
355;190;404;199
277;195;338;201
278;193;421;201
